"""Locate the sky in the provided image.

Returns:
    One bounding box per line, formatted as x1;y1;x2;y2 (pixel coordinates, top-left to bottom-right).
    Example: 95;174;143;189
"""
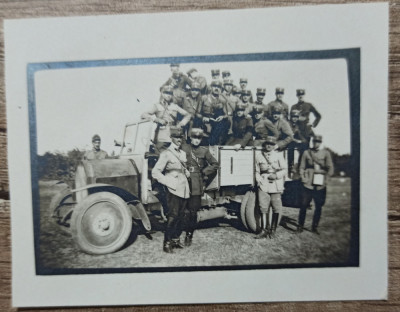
34;58;351;155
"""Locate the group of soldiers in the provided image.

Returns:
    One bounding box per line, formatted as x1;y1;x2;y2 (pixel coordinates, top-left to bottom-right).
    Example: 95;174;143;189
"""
84;63;334;253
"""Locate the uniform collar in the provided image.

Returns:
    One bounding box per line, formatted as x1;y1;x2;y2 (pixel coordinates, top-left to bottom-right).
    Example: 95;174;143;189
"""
170;142;180;151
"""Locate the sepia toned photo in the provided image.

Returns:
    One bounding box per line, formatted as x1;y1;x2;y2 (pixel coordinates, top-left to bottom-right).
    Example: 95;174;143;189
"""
30;50;359;274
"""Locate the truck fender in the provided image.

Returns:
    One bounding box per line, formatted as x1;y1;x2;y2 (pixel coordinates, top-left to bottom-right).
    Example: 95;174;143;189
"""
127;201;151;231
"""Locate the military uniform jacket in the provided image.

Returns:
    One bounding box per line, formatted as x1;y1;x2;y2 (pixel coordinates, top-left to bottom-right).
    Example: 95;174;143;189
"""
299;148;334;190
271;118;294;150
289;120;313;144
254;118;279;140
83;149;108;160
141;101;191;143
226;116;254;147
152;144;190;199
221;92;239;117
161;72;191;92
265;100;289;119
290;101;321;127
182;144;219;196
255;151;287;193
200;94;228;119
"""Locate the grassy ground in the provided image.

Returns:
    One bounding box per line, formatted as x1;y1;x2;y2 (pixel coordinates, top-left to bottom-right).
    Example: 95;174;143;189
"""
38;178;352;271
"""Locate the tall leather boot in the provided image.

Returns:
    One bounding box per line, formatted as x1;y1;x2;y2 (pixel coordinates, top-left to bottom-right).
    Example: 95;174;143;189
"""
185;232;193;247
255;212;270;239
270;213;279;238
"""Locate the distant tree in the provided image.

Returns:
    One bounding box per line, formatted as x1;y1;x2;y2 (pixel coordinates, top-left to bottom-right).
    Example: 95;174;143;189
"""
37;149;85;181
325;147;351;177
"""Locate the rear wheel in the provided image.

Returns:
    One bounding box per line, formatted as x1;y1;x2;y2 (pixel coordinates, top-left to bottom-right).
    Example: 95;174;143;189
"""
71;192;132;255
242;190;262;233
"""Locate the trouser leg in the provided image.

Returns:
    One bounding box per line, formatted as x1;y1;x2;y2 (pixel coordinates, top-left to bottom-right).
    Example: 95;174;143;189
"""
164;192;183;241
312;188;326;231
298;187;313;230
255;190;271;238
185;195;201;235
270;193;283;236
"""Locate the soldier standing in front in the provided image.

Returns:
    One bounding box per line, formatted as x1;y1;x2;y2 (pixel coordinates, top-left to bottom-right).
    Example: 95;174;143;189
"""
181;128;218;246
254;136;287;239
152;127;191;253
297;135;334;234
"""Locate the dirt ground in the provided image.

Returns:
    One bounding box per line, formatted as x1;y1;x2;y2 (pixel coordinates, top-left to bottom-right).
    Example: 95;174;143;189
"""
38;178;353;272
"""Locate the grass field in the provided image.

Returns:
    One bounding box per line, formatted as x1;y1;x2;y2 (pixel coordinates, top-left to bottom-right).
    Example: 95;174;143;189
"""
38;177;354;271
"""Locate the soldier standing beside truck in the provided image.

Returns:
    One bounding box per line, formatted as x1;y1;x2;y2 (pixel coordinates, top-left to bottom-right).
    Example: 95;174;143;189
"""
297;135;334;234
181;128;219;246
254;136;287;239
152;127;191;253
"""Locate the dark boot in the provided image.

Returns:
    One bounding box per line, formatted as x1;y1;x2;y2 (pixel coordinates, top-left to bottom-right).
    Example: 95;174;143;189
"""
163;241;174;253
255;229;270;239
171;238;184;249
270;213;279;238
311;227;320;235
184;232;193;247
295;225;303;234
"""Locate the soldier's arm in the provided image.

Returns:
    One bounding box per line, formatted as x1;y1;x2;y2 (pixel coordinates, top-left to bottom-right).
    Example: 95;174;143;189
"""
151;152;169;186
276;153;287;179
265;119;279;138
176;105;192;127
325;150;334;177
276;121;294;150
239;118;254;148
141;104;158;121
299;150;308;179
310;104;322;128
255;154;262;184
160;77;174;91
203;149;219;176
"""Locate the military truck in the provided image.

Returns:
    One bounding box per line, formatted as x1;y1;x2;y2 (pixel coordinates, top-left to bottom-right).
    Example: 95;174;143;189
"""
49;120;302;255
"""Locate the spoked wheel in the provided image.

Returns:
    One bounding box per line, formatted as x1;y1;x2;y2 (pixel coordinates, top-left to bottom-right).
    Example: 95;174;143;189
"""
71;192;132;255
241;190;262;233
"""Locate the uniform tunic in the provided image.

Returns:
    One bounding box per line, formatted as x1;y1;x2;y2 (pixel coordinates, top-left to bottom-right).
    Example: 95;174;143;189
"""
255;151;287;194
270;118;294;150
290;101;321;128
226;116;254;148
299;148;334;191
265;100;289;119
181;144;219;196
83;149;108;160
253;118;279;145
141;101;191;143
151;144;190;199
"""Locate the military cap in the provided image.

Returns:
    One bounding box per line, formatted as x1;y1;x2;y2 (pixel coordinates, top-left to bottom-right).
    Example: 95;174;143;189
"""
239;78;248;83
161;85;174;94
222;70;231;77
232;86;241;95
186;68;197;76
256;88;266;95
170;126;184;138
223;79;234;85
254;106;265;114
236;103;248;111
271;105;283;114
92;134;101;142
211;69;220;76
189;128;204;138
242;89;251;96
313;135;323;142
263;136;277;146
290;110;300;117
296;89;306;96
170;63;180;67
210;80;222;88
275;87;285;94
190;81;201;90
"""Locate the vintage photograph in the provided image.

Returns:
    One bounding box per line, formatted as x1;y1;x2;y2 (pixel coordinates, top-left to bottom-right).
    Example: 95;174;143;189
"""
30;50;359;274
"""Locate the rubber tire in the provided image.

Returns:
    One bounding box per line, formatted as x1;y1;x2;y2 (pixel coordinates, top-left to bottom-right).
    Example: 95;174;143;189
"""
243;190;262;233
240;191;250;230
71;192;132;255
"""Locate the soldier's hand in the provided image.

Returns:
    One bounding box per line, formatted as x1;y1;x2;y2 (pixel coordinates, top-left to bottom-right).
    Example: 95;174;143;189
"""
268;173;277;180
233;144;242;151
185;169;191;178
155;118;167;126
203;117;210;123
177;122;185;128
215;116;223;122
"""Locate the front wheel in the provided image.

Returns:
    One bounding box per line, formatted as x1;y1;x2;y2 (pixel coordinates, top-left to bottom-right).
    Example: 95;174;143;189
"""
240;190;262;233
71;192;132;255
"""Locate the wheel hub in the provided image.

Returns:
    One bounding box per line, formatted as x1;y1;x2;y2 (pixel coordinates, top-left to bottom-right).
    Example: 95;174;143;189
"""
92;212;115;236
